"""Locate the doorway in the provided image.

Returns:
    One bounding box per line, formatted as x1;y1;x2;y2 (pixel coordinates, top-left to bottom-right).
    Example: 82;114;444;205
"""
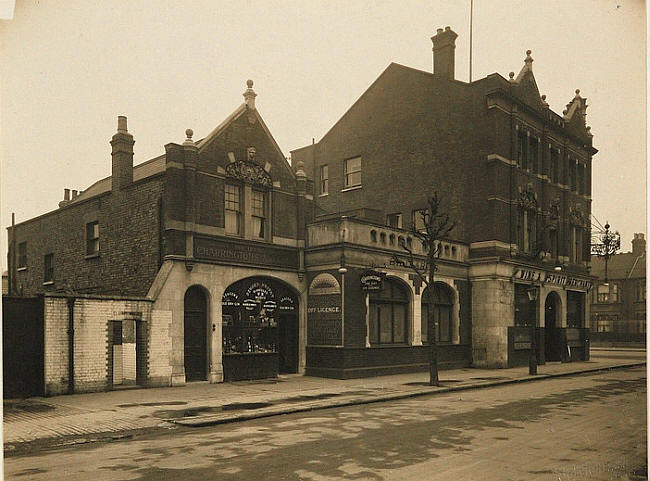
544;292;562;361
278;313;298;373
184;286;208;381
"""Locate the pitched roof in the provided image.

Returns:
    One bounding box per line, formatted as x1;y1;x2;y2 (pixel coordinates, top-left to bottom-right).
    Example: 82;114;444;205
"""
591;252;646;280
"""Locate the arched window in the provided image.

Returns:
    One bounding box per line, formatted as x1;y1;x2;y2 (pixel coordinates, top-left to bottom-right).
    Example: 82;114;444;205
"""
421;283;453;344
369;278;409;345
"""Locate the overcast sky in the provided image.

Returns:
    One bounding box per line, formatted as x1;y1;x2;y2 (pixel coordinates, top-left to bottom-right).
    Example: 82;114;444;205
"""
0;0;646;268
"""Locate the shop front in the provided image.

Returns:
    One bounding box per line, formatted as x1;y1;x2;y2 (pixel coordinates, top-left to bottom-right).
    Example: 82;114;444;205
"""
508;267;592;367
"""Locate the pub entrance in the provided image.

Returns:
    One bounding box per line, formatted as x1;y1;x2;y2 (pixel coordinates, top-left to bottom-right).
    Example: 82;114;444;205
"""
222;277;299;380
544;292;562;361
184;286;208;381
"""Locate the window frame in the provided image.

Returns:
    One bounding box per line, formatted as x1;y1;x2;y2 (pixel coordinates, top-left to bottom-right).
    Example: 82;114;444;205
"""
251;189;267;240
224;182;242;236
343;156;361;189
421;283;454;344
386;213;402;229
85;221;100;256
369;279;409;345
43;253;54;284
319;164;329;196
17;241;27;269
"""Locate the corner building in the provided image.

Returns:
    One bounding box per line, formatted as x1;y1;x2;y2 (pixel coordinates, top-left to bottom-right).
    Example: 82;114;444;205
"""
292;27;595;372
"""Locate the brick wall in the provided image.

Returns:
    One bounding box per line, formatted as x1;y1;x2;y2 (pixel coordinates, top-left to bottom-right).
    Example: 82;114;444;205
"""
9;177;164;297
42;295;157;395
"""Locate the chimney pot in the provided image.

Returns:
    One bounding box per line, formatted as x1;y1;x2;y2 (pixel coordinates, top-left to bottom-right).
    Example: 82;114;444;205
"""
64;188;70;200
71;190;78;199
117;116;128;133
437;28;443;34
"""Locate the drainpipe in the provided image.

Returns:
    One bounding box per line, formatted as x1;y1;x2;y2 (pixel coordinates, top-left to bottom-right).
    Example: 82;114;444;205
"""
67;296;75;394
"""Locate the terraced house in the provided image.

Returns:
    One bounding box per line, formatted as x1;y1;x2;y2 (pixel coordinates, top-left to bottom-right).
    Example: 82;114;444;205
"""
5;27;596;397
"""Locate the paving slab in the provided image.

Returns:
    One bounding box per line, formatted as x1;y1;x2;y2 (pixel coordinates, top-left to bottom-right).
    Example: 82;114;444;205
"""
3;350;645;452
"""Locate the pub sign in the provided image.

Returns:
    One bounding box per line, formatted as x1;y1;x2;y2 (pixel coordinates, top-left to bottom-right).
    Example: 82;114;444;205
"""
360;270;385;292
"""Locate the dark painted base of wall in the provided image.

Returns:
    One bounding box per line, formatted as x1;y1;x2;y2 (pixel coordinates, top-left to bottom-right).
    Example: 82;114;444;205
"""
223;352;279;381
306;344;472;379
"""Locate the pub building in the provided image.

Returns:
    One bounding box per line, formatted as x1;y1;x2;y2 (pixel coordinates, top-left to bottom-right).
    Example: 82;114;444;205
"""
5;28;595;394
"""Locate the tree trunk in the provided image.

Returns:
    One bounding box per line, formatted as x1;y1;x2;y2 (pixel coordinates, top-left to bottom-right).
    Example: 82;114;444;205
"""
428;261;439;386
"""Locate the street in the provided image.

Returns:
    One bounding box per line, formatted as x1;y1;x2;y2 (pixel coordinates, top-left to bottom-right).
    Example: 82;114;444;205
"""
4;367;646;481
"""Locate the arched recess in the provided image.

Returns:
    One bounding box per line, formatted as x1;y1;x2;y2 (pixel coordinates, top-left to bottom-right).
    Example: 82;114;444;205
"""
544;291;563;361
368;276;411;345
222;276;300;375
184;285;210;381
421;282;459;344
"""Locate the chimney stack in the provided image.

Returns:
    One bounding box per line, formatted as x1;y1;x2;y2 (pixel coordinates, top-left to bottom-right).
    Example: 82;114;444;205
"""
71;190;78;199
632;233;645;256
431;26;458;80
111;115;135;191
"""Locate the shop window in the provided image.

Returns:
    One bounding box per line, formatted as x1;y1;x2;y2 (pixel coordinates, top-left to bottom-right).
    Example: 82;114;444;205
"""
319;164;329;195
386;213;402;229
566;291;585;328
369;278;409;345
344;156;361;188
421;283;454;343
225;183;241;235
251;190;266;239
86;221;99;256
43;253;54;283
18;242;27;268
514;284;536;327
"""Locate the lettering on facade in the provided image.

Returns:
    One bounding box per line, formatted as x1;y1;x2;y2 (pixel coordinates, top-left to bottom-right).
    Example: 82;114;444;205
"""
307;293;342;346
513;268;592;291
360;270;384;292
194;237;299;269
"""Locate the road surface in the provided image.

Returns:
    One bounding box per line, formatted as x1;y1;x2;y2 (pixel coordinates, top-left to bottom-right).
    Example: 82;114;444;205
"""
5;367;646;481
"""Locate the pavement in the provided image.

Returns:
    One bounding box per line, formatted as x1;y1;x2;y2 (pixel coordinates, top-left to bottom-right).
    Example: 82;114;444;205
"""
3;348;646;454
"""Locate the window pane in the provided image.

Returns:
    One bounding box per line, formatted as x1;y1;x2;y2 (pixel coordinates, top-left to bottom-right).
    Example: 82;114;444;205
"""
393;304;405;343
225;184;240;211
253;216;265;238
379;305;392;343
225;210;239;235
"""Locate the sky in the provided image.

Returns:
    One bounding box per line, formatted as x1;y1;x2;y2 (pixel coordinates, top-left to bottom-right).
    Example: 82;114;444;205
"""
0;0;646;269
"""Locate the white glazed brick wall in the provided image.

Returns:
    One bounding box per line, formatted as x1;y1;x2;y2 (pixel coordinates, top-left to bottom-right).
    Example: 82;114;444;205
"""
44;298;70;395
43;295;154;394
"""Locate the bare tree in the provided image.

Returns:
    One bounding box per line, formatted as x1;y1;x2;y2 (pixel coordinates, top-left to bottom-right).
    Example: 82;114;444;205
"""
393;192;456;386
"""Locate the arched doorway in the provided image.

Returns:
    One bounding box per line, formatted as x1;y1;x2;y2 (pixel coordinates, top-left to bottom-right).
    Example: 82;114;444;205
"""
222;277;299;379
544;291;562;361
421;282;454;344
184;286;208;381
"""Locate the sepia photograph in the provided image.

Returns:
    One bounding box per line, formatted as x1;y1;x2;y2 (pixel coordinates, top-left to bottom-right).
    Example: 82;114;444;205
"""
0;0;646;479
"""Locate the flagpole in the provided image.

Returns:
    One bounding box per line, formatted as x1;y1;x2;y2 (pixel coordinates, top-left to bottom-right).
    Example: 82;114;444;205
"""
469;0;473;82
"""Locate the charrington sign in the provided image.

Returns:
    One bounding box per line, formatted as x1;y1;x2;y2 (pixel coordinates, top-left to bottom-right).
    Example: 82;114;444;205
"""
360;270;385;292
513;268;592;290
194;236;299;270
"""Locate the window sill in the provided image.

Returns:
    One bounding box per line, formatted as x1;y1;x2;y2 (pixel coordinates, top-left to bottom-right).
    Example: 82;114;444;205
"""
42;281;54;286
17;267;27;272
341;185;362;193
85;252;100;260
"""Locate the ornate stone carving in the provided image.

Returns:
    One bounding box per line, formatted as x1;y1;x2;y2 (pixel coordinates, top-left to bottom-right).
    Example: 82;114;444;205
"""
569;204;586;227
549;198;561;220
226;160;272;187
518;184;537;210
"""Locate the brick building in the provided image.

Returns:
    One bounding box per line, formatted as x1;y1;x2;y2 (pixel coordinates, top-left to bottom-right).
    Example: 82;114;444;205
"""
5;27;597;395
6;80;313;393
590;233;646;340
292;26;595;372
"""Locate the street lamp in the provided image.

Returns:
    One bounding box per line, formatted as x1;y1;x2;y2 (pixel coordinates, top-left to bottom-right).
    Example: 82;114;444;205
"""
526;284;538;375
591;222;621;284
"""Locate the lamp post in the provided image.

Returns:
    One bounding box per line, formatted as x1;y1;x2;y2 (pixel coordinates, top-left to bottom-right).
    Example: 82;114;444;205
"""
526;284;538;375
591;222;621;284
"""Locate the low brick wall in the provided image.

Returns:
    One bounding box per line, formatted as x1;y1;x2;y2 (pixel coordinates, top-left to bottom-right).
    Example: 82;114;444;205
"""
43;294;160;395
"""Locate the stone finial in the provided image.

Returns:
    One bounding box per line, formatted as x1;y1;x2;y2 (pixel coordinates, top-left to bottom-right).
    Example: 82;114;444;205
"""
541;94;549;107
183;128;196;147
574;89;581;99
243;79;257;109
525;50;533;64
509;71;515;81
295;159;306;178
